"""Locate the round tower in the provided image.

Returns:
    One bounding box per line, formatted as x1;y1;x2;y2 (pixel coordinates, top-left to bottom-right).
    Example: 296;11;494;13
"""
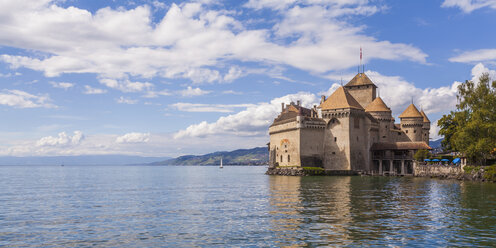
399;104;423;142
365;97;393;142
420;110;430;144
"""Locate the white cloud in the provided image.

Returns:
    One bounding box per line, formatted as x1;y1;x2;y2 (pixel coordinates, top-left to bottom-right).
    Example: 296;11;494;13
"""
223;66;244;82
469;63;496;82
449;49;496;63
0;1;427;84
142;90;171;98
0;72;14;77
116;96;138;104
36;131;84;147
318;83;341;97
175;64;488;139
49;81;74;90
178;86;211;97
174;92;317;138
222;90;243;95
171;103;256;113
430;120;442;141
83;85;107;94
99;78;153;92
1;132;268;157
441;0;496;13
0;89;55;108
116;132;150;143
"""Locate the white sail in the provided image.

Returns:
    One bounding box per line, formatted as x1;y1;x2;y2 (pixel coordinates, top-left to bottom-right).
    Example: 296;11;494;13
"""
220;158;223;168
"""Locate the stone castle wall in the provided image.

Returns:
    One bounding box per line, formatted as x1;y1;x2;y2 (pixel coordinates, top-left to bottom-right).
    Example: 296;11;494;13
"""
400;117;423;142
413;162;463;178
269;121;300;167
345;85;376;108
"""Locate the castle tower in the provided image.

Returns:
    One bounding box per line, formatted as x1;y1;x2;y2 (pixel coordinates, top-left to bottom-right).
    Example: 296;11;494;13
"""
399;104;423;142
320;87;368;171
365;97;393;142
343;73;377;109
420;110;430;145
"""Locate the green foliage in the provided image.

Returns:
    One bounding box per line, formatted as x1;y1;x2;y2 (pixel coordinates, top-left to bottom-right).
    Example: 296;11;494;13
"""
438;73;496;165
463;165;480;174
302;167;324;175
414;149;430;161
483;165;496;182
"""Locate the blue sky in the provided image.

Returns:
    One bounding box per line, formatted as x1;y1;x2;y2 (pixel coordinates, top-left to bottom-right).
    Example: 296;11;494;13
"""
0;0;495;157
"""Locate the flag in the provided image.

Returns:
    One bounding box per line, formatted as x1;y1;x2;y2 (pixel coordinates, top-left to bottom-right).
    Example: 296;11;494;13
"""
360;47;362;60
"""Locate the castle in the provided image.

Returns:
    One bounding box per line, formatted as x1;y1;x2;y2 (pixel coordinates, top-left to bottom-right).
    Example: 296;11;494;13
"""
268;72;431;175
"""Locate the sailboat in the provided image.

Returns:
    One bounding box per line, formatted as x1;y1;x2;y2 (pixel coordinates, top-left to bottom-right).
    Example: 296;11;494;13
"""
219;158;223;169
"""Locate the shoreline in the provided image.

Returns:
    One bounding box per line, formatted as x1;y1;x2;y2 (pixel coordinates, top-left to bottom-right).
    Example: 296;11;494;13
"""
266;166;496;183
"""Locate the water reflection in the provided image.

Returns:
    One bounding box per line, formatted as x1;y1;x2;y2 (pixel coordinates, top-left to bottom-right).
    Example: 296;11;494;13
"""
268;175;496;247
1;166;495;247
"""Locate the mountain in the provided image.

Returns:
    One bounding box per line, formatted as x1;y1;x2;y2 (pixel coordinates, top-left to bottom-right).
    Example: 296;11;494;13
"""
429;138;443;149
151;147;269;166
0;155;171;166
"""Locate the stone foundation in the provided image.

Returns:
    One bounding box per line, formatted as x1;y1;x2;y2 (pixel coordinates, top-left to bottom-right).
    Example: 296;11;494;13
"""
413;162;463;179
266;167;358;176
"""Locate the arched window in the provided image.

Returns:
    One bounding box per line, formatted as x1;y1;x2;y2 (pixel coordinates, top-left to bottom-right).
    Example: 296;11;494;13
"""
280;155;283;162
288;155;290;163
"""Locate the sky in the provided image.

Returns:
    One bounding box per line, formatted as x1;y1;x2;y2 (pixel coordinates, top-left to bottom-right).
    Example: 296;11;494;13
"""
0;0;496;157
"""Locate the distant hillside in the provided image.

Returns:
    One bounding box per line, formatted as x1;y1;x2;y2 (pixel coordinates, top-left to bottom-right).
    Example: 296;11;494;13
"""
151;147;269;166
0;155;171;166
430;138;443;149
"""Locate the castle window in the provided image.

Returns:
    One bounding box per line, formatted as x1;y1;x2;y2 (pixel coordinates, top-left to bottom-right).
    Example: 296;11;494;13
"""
414;130;417;133
357;136;359;141
386;125;388;129
288;155;290;163
354;117;360;129
382;136;386;138
334;137;337;142
332;152;336;155
398;133;401;135
406;130;408;133
280;155;283;162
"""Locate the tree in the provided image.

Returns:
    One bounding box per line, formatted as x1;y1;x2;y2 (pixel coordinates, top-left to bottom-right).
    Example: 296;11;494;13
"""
414;149;431;161
438;73;496;165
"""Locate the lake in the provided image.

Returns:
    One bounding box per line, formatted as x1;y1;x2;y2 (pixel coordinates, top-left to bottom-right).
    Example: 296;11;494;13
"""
1;165;495;247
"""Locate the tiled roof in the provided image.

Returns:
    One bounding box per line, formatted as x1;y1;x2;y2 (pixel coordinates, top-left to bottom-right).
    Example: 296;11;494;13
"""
399;104;423;118
365;97;391;112
345;73;377;87
370;142;432;150
320;87;363;110
420;110;430;123
271;103;312;126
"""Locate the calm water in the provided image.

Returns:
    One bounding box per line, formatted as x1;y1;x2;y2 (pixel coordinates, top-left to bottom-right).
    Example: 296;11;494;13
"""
1;166;495;247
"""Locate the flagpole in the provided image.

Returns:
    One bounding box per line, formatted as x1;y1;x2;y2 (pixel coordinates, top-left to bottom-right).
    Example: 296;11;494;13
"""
360;47;362;73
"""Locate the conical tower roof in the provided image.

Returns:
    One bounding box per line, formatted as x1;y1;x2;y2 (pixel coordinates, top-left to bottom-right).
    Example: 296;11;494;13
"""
320;87;363;110
420;110;430;123
399;104;422;118
344;73;377;87
365;97;391;112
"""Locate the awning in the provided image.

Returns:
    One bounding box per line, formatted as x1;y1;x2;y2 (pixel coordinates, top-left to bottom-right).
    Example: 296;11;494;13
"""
424;159;431;162
452;158;461;164
431;159;440;162
441;159;450;162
